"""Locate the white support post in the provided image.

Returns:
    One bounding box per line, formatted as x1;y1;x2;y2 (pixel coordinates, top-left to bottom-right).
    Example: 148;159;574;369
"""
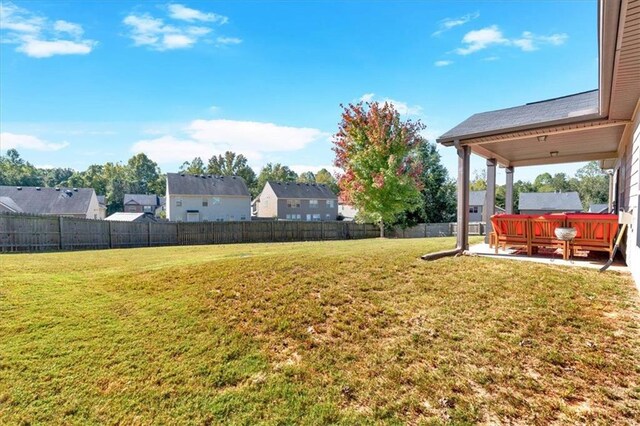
505;166;514;214
485;158;497;243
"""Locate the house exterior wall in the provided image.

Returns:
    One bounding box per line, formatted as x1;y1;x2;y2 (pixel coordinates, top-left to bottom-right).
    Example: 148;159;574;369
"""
469;205;483;222
86;192;101;220
619;101;640;287
167;194;251;222
255;184;278;218
276;198;338;221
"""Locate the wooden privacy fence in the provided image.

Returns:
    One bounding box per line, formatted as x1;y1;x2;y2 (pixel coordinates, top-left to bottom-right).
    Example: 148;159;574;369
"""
0;213;379;252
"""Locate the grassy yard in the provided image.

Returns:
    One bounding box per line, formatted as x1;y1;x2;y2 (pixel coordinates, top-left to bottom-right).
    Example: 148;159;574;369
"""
1;237;639;425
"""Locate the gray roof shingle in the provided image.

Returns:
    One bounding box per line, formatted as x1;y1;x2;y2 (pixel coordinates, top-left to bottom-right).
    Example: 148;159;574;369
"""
166;173;250;197
124;194;159;206
0;196;23;213
438;90;599;142
267;181;337;199
0;186;95;215
519;192;583;212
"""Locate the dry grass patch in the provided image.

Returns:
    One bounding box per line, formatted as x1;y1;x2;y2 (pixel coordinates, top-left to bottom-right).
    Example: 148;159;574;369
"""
1;237;639;424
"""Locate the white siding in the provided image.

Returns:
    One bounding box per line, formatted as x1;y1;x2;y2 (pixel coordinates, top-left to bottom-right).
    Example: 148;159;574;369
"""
86;191;102;220
623;106;640;288
167;194;251;222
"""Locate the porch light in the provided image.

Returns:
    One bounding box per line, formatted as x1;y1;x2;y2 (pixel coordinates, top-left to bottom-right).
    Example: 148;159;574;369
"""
550;151;559;157
537;135;547;142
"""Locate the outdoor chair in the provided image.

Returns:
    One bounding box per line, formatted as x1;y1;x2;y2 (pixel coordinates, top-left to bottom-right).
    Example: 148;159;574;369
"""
529;214;568;259
491;214;531;255
566;213;618;257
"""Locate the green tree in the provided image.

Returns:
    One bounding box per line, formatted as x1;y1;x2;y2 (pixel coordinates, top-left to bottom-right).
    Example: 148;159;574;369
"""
297;171;316;183
395;140;456;226
180;157;206;175
40;167;74;187
256;163;298;195
314;168;339;194
470;169;487;191
126;153;161;194
0;149;41;186
333;102;423;237
574;161;609;209
207;151;257;196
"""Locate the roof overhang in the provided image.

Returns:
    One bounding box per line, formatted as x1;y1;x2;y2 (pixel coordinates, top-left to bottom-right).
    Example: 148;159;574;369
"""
437;0;640;169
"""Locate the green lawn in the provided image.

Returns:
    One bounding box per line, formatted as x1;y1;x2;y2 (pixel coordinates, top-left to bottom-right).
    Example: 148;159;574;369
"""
1;238;639;424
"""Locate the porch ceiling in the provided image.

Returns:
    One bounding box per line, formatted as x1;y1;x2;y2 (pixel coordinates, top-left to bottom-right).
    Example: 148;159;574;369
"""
465;118;627;167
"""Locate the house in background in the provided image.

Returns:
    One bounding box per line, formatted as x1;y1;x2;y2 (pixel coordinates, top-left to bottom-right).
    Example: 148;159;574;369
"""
338;200;358;221
253;181;338;221
105;212;157;223
97;195;107;219
124;194;162;215
0;185;101;219
518;192;583;215
469;190;505;222
589;203;609;213
166;173;251;222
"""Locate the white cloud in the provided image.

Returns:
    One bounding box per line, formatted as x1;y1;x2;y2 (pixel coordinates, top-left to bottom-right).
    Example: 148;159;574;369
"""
216;36;242;46
123;5;237;51
53;20;83;37
455;25;508;55
17;37;94;58
1;132;69;151
131;135;217;164
359;93;375;102
167;4;228;24
358;94;422;116
0;2;96;58
455;25;568;55
512;31;568;51
432;11;479;36
290;165;342;176
132;119;328;166
434;60;453;67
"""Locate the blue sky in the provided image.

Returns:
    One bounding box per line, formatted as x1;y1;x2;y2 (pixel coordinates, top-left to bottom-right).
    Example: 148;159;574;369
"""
1;1;598;183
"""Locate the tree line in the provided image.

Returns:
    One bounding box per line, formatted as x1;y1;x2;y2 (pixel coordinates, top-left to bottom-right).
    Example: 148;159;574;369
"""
0;149;339;214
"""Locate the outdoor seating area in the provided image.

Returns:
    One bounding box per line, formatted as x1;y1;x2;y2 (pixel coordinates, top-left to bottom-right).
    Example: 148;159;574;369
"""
490;213;619;260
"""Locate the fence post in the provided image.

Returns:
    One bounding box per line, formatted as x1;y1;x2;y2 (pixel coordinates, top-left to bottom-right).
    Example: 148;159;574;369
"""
108;220;113;248
321;221;324;240
58;216;64;250
148;222;151;247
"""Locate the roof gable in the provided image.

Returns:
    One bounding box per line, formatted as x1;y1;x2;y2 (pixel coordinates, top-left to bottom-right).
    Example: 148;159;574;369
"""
267;181;337;199
124;194;159;206
439;90;599;142
518;192;583;211
166;173;250;197
0;186;95;215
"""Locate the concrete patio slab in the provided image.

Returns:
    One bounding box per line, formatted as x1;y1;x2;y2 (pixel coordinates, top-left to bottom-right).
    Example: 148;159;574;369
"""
469;243;629;273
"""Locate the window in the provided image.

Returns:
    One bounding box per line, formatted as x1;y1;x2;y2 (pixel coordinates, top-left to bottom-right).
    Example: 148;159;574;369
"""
287;199;300;208
326;200;335;208
469;206;478;214
309;199;318;208
312;214;321;221
176;200;182;207
144;205;153;213
202;199;208;207
326;214;331;219
286;214;291;219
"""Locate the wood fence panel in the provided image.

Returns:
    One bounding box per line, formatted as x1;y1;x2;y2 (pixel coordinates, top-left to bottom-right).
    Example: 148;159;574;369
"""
150;222;178;246
0;213;380;252
61;217;109;250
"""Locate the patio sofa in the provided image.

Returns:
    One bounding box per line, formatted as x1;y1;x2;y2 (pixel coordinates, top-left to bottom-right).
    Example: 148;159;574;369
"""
491;213;619;259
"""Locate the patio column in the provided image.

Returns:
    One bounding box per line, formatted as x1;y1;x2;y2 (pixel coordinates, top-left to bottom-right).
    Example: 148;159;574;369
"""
505;166;514;214
485;158;496;243
607;170;614;212
456;142;471;250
